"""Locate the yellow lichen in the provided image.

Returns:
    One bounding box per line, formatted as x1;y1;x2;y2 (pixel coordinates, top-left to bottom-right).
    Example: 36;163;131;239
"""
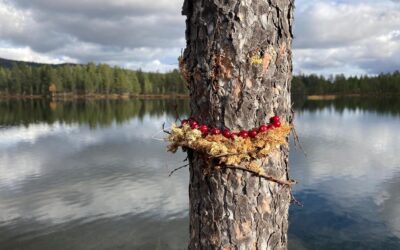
250;55;263;65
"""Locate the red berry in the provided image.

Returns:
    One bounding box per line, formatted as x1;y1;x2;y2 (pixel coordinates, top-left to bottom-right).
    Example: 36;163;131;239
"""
271;116;280;124
199;125;209;135
199;124;208;130
191;123;200;129
210;128;221;135
249;129;258;138
259;125;268;133
239;130;249;138
267;124;274;130
181;119;189;126
222;129;232;138
273;121;281;128
189;120;198;127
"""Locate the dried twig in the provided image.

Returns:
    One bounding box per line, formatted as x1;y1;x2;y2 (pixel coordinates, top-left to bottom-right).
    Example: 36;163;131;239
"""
162;122;171;135
172;104;181;123
223;165;296;187
291;126;306;157
290;191;303;207
213;149;259;158
168;164;189;177
290;109;307;157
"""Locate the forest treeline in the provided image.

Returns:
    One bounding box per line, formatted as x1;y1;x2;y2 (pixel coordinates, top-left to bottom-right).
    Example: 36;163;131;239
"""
0;61;399;97
0;62;187;96
293;72;400;96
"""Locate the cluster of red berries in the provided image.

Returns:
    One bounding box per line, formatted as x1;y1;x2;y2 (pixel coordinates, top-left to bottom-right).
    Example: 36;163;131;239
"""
180;116;282;139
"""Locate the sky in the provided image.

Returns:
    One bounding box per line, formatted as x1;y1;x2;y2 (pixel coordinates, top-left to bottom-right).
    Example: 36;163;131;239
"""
0;0;399;75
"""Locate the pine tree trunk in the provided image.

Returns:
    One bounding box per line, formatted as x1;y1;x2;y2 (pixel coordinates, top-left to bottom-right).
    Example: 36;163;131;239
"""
181;0;294;249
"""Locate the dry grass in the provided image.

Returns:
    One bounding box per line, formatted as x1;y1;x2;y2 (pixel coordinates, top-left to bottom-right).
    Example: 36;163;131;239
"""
307;95;337;100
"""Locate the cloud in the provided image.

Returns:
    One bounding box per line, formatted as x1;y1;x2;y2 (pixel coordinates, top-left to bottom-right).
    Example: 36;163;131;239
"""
0;45;78;64
3;0;185;49
0;0;185;71
9;0;182;18
293;1;400;75
295;3;398;49
0;0;399;74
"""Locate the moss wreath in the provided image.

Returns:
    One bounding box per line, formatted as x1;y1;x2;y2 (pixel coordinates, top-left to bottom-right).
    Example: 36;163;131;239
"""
166;116;296;187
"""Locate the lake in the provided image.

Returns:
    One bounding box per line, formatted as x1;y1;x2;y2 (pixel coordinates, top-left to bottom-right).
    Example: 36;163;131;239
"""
0;98;399;250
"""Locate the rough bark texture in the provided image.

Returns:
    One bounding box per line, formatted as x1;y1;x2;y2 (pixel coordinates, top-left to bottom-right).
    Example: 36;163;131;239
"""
182;0;294;249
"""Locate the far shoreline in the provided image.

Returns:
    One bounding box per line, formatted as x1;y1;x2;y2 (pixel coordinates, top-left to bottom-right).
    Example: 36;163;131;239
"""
306;93;398;100
0;93;190;100
0;93;396;101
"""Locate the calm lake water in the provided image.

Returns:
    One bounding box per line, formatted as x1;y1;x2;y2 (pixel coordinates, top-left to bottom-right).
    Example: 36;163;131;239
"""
0;98;400;250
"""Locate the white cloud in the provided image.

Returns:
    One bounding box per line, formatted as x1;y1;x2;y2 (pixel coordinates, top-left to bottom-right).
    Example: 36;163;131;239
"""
0;45;78;64
0;0;27;34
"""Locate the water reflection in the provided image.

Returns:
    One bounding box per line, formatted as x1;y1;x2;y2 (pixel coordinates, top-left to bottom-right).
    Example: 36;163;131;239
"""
0;98;399;249
289;99;400;249
0;116;189;220
294;96;400;116
0;100;190;249
0;99;190;128
380;174;400;239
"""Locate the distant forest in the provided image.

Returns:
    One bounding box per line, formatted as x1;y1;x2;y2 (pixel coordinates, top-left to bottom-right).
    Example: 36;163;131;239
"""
0;59;399;97
0;62;187;96
293;71;400;97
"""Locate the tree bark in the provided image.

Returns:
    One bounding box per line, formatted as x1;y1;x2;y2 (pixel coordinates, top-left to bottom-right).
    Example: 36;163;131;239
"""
181;0;294;249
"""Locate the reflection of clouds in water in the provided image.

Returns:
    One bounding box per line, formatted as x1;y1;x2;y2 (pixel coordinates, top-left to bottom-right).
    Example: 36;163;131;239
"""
0;114;173;185
376;174;400;238
0;151;42;187
54;114;173;149
0;114;188;225
293;108;400;238
0;114;170;149
0;173;187;225
295;108;400;186
2;105;400;243
0;123;79;148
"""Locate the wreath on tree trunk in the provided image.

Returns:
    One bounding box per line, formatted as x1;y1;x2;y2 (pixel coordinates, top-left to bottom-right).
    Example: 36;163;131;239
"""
166;116;296;186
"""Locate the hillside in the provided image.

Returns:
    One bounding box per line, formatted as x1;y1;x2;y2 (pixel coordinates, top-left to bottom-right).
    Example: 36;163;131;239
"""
0;57;76;69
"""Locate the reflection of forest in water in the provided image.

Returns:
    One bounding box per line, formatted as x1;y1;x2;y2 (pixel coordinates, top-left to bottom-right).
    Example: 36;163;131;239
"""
294;96;400;115
1;97;399;127
0;99;190;127
1;96;400;249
